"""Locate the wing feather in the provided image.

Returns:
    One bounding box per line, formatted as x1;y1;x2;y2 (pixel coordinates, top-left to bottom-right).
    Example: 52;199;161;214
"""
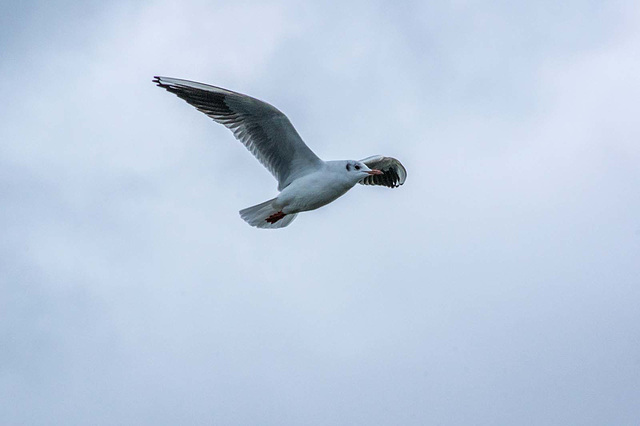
153;76;323;190
358;155;407;188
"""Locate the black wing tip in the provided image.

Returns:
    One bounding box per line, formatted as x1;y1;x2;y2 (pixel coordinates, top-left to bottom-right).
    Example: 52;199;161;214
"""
361;172;404;188
377;168;404;188
360;156;406;188
153;76;178;90
153;76;168;88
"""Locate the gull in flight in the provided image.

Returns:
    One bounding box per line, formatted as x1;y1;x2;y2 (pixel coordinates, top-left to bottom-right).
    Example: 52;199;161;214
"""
153;76;407;229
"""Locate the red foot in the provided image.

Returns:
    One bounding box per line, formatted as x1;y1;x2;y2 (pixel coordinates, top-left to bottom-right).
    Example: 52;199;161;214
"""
266;211;286;224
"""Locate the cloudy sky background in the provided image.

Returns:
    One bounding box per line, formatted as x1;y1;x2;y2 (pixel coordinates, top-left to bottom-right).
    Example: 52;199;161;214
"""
2;0;639;424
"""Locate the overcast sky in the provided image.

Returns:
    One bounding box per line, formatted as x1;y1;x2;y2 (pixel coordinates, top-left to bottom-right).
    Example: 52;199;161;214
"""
1;1;639;424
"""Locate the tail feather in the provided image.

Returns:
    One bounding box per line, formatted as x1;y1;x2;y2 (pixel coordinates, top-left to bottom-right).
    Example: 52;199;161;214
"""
239;198;298;229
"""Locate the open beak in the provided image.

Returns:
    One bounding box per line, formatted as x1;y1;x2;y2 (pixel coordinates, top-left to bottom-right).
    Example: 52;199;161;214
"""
366;169;383;175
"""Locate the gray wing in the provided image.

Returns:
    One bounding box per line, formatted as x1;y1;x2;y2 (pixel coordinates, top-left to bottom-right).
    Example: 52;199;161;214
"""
153;76;323;190
359;155;407;188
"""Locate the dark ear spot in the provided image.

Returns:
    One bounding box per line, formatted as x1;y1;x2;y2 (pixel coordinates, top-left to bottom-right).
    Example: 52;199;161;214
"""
346;163;351;171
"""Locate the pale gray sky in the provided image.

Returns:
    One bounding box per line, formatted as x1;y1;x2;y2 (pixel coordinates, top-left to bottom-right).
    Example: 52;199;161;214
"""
1;1;639;425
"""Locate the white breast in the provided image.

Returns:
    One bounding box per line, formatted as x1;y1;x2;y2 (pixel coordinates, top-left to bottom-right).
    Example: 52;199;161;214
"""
275;168;355;214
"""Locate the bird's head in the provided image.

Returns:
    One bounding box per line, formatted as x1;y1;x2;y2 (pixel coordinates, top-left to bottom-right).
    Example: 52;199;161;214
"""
344;160;383;182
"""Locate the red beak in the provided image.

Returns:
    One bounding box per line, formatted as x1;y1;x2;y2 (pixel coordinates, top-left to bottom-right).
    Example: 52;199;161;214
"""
367;169;383;175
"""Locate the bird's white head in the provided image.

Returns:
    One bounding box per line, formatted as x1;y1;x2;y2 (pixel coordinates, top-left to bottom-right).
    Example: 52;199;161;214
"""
343;160;383;182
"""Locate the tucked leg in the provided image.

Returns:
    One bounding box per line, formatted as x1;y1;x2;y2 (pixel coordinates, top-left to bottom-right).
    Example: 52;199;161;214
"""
265;211;286;224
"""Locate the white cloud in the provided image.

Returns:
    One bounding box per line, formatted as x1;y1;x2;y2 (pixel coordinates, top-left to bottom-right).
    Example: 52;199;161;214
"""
2;1;639;425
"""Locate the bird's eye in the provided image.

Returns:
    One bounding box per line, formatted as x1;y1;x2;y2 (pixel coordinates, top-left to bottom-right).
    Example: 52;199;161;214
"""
355;165;361;170
346;164;351;171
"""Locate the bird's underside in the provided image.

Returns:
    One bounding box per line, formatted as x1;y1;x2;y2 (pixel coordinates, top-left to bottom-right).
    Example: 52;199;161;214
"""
153;76;407;228
266;211;286;224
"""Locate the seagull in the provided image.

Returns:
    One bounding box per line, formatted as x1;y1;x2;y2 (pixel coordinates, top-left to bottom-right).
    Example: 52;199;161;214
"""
153;76;407;229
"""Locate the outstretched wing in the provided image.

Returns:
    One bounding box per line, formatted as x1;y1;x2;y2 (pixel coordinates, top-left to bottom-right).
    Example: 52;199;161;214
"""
359;155;407;188
153;76;323;190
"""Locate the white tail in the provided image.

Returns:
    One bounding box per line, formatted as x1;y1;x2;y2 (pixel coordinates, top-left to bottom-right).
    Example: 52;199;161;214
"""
239;198;298;229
